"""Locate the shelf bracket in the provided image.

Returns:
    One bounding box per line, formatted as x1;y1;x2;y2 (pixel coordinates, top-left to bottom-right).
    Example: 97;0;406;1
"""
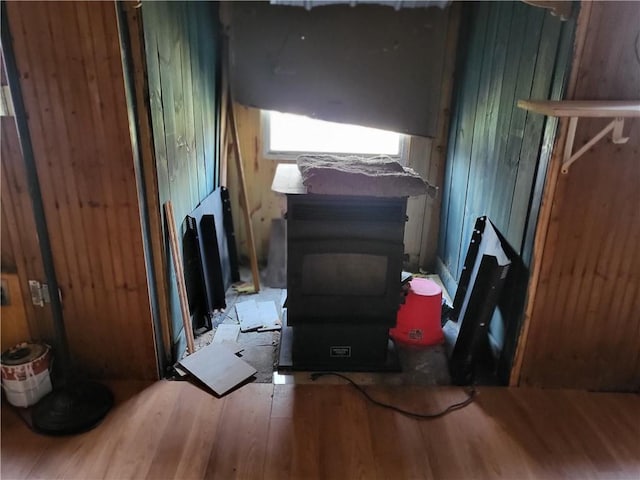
562;117;629;174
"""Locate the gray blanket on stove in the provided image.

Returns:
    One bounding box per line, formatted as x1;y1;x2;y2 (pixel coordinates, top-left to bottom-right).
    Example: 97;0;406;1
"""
297;155;433;197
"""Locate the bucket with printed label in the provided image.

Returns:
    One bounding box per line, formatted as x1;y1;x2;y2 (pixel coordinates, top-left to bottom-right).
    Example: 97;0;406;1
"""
1;343;52;407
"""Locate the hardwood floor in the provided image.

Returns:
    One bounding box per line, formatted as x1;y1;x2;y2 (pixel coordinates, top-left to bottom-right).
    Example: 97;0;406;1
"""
2;380;639;479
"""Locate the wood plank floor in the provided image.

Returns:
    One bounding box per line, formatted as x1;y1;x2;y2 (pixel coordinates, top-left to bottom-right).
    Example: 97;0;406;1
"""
2;380;639;479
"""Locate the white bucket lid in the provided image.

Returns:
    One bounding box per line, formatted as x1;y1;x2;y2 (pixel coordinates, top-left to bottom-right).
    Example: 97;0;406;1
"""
1;343;49;366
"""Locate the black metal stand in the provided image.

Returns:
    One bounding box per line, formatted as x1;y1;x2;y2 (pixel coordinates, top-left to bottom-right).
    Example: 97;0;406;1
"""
32;381;114;436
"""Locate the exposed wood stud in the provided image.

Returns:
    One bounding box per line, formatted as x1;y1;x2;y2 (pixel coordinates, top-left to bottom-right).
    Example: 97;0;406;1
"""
228;98;261;292
122;2;173;365
164;201;195;354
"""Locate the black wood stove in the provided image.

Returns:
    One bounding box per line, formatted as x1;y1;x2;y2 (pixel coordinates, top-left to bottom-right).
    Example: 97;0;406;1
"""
274;165;408;370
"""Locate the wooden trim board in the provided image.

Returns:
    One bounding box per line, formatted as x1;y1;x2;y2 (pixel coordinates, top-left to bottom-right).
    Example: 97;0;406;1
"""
122;3;173;365
178;342;256;396
228;98;261;292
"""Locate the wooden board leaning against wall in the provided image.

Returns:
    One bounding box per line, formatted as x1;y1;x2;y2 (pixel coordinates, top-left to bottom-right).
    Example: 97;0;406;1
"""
227;3;461;272
226;104;282;266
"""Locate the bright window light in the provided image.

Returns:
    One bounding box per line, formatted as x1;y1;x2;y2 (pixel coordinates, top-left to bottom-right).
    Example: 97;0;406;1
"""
265;111;404;158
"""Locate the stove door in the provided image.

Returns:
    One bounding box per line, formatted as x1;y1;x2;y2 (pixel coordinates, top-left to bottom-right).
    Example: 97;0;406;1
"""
287;238;403;325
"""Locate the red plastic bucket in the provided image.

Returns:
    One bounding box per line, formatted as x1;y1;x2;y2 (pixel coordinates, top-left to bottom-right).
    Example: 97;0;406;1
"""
390;278;444;346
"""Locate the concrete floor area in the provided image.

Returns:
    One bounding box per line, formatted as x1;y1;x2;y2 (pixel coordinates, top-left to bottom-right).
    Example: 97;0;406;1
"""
192;268;453;386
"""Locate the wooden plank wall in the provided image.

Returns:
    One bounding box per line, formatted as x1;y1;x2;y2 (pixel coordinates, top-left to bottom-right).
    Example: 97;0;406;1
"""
417;4;462;271
1;110;54;346
226;105;292;266
438;2;566;293
517;2;640;391
141;1;221;358
403;136;435;268
0;203;15;272
1;273;30;352
5;1;157;379
121;4;172;367
1;52;55;344
435;2;574;381
0;119;16;275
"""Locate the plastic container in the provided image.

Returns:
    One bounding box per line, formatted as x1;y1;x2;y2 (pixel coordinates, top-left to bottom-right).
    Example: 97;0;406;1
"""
1;343;52;407
390;278;444;346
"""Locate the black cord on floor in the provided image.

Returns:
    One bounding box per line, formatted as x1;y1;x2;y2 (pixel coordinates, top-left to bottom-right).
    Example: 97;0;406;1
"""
310;372;476;419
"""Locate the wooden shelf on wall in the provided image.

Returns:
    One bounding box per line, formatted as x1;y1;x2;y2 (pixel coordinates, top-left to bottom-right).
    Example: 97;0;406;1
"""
518;99;640;173
517;100;640;118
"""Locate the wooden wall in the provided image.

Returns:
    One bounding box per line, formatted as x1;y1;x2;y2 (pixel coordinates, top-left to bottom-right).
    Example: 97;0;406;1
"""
226;105;282;266
435;2;573;378
1;111;53;347
228;4;460;271
0;145;16;273
516;2;640;391
438;2;567;288
1;273;30;352
1;52;55;345
5;1;158;379
0;205;15;272
405;3;461;271
0;61;29;362
141;1;222;358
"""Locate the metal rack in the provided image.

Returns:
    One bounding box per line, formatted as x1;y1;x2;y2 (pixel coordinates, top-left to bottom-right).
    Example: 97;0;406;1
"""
517;100;640;173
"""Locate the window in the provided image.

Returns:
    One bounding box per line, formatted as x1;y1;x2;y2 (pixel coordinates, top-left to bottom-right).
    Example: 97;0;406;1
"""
262;111;408;163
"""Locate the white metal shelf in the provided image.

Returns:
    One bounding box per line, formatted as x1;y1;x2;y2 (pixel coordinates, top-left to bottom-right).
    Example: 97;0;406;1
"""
517;100;640;173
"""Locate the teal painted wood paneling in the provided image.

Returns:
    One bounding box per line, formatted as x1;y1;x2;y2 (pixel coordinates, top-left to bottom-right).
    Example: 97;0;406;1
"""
457;2;512;281
439;2;490;289
487;5;545;241
506;13;562;247
436;1;574;381
438;2;567;283
143;1;221;358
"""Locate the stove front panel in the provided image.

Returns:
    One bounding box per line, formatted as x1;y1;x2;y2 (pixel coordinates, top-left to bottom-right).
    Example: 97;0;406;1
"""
286;194;407;326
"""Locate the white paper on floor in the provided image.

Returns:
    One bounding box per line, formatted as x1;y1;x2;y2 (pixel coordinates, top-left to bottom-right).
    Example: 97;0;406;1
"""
235;299;281;332
212;324;241;343
257;301;282;332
